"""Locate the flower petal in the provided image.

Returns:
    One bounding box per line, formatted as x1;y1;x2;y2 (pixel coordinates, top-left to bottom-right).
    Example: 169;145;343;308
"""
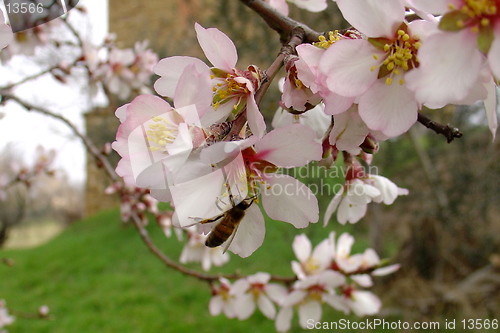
323;188;344;226
336;0;405;38
488;27;500;81
321;39;383;97
298;301;322;328
153;56;210;97
195;23;238;71
261;174;319;227
405;31;483;109
358;78;418;137
173;64;213;117
227;204;265;258
275;307;293;332
246;95;267;138
255;124;322;167
258;294;276;319
293;234;312;263
483;75;498;140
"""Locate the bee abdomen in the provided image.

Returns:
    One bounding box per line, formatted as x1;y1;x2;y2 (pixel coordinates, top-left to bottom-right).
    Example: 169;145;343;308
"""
205;222;236;248
205;208;245;248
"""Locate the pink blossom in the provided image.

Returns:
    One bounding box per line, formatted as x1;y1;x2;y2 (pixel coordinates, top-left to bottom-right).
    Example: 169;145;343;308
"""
231;272;287;320
329;286;382;317
0;10;13;50
272;101;330;141
0;300;14;329
324;163;408;225
168;124;322;257
320;1;437;136
329;105;388;154
281;57;322;111
179;227;230;271
154;23;267;137
209;278;238;318
275;271;346;331
295;42;355;116
291;234;332;279
403;0;499;132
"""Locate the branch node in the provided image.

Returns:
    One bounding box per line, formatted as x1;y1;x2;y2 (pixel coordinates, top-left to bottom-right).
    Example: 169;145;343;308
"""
417;113;463;143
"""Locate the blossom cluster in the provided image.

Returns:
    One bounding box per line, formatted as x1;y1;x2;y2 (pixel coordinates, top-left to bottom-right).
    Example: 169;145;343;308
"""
279;0;498;139
113;23;323;258
0;146;56;201
0;300;14;332
208;233;398;332
89;39;159;100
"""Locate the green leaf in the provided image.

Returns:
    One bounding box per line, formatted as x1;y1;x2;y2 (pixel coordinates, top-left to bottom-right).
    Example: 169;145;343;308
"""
377;64;391;79
439;11;469;31
368;37;392;51
477;24;494;54
211;68;228;78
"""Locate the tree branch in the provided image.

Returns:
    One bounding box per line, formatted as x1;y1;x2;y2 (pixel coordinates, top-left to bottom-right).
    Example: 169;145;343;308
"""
0;92;120;183
417;112;463;143
130;213;297;284
239;0;322;43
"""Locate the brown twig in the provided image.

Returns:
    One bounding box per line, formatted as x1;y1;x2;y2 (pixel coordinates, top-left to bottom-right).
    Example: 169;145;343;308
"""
239;0;322;43
0;92;120;183
417;112;463;143
130;213;297;284
254;27;306;106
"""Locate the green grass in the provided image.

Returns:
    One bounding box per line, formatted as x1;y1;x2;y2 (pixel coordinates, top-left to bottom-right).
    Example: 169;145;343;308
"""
1;209;391;333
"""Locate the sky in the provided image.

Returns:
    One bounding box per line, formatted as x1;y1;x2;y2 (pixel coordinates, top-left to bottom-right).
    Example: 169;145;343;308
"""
0;0;108;185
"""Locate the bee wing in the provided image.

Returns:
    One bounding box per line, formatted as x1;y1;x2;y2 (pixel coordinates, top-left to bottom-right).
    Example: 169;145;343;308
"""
221;220;241;254
223;204;265;258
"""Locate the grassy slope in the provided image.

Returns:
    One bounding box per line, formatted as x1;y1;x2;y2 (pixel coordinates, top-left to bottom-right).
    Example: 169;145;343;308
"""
1;209;373;333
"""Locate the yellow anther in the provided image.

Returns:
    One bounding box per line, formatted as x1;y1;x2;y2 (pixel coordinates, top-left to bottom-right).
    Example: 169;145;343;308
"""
481;18;490;26
397;30;405;36
384;44;390;52
373;54;379;60
385;77;393;85
370;65;377;72
403;34;410;41
399;78;405;85
386;62;395;71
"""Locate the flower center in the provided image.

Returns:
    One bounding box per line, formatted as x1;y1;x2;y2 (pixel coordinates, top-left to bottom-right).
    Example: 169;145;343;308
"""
372;27;421;86
314;30;342;49
456;0;499;29
304;258;321;275
146;115;179;151
306;284;326;302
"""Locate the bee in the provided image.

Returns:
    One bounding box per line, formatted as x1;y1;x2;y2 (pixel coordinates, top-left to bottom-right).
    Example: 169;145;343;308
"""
203;197;254;249
196;167;254;252
204;121;233;146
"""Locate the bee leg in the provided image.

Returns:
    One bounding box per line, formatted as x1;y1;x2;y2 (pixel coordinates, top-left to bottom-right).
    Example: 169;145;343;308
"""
189;213;224;224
